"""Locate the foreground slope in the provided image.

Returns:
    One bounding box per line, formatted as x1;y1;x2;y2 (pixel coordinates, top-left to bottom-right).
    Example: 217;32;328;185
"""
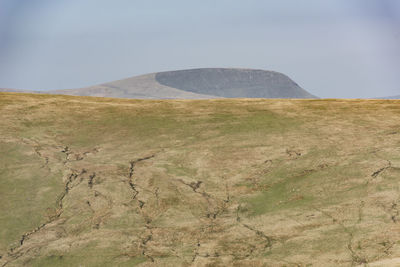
0;93;400;266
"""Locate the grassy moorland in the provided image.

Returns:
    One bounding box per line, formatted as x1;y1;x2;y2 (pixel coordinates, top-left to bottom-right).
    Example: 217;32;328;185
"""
1;92;400;266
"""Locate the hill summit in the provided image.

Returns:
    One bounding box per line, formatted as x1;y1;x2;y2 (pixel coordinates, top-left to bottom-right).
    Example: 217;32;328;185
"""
154;68;315;98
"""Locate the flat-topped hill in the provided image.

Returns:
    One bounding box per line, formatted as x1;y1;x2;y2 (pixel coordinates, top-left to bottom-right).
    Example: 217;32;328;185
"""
1;68;317;99
154;68;316;98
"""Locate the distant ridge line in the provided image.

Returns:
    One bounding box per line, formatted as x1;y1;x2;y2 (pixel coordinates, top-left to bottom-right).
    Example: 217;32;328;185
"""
0;68;317;99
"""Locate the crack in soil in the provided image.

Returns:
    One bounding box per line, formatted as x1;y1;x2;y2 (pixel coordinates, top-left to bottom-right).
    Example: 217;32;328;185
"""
176;178;227;222
138;200;145;209
129;155;155;179
176;178;236;262
127;155;155;200
33;146;49;169
380;200;400;223
236;205;273;251
390;201;399;223
222;176;231;204
139;224;155;263
3;168;86;266
17;168;83;248
126;155;156;263
379;240;395;256
3;144;95;266
242;223;273;250
88;172;96;189
61;146;72;162
191;239;201;263
366;160;393;186
61;146;99;164
21;139;50;171
286;148;301;159
313;206;367;265
371;160;392;178
177;179;211;199
154;187;160;206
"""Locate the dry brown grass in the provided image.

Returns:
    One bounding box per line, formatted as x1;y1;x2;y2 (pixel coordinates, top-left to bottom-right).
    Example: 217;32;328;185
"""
1;93;400;266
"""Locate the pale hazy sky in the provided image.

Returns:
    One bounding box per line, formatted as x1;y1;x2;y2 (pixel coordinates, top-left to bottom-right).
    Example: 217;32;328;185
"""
0;0;399;98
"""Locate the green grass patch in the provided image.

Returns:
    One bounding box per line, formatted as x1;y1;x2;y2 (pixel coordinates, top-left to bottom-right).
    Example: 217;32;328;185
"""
29;241;147;267
0;142;64;252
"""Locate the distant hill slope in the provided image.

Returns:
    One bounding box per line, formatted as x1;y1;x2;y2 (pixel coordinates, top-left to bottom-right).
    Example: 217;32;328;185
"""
379;95;400;99
0;88;34;93
0;68;317;99
46;72;217;99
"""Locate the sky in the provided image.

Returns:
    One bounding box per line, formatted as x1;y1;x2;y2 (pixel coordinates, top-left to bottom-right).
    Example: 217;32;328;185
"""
0;0;399;98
